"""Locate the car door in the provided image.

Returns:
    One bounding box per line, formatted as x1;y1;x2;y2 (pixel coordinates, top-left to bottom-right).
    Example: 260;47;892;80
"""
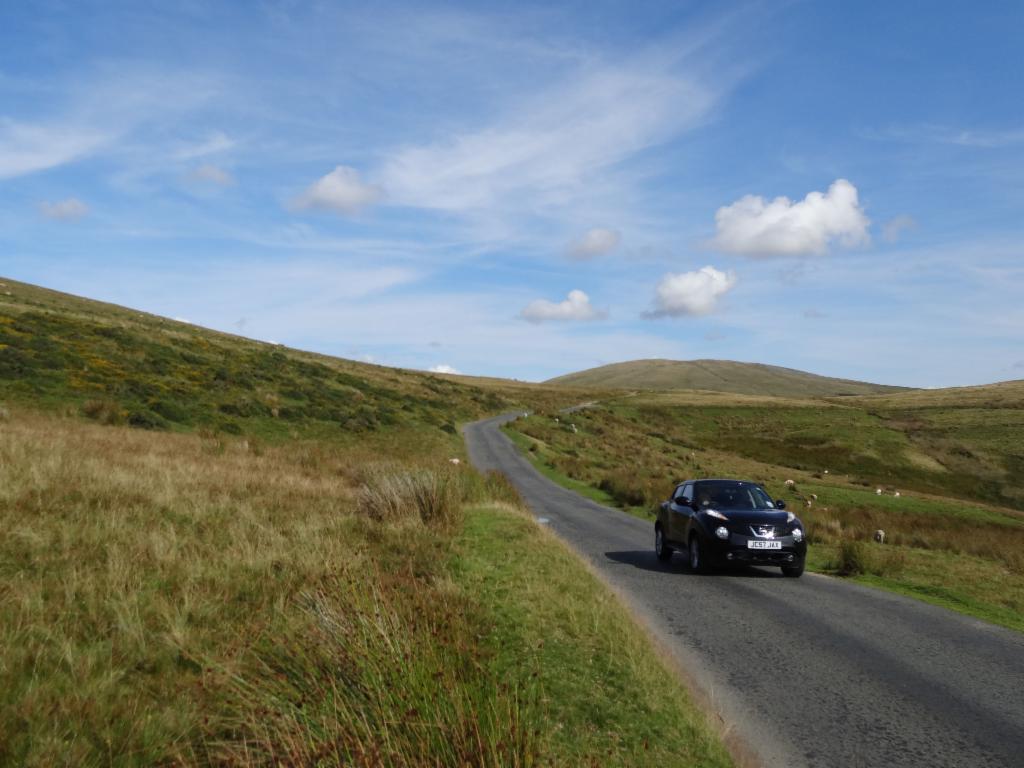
669;482;694;544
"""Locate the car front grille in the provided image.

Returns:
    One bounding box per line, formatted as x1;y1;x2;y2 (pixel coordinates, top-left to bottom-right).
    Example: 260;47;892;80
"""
748;525;788;539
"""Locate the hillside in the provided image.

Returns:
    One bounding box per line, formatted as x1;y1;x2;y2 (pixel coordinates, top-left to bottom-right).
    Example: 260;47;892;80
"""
0;277;733;766
545;358;909;397
0;277;581;444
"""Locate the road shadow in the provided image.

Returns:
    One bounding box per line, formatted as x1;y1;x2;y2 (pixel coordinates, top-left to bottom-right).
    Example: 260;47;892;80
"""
604;550;783;578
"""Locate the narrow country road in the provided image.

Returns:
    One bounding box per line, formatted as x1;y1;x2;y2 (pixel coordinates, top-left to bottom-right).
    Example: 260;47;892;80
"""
464;413;1024;768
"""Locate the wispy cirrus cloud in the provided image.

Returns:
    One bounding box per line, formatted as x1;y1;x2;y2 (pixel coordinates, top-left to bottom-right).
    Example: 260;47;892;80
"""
377;63;719;214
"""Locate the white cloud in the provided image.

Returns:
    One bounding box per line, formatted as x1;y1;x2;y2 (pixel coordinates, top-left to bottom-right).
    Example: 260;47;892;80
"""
520;289;606;323
711;179;870;257
190;164;234;186
175;131;235;160
378;65;716;212
428;364;461;374
39;197;90;221
568;227;621;259
293;165;381;215
0;119;111;179
646;266;736;318
882;214;916;243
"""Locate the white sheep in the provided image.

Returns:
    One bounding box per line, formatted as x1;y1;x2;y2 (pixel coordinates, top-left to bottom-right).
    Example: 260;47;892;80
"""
876;488;883;495
449;458;461;465
874;530;886;544
894;491;901;498
784;479;796;487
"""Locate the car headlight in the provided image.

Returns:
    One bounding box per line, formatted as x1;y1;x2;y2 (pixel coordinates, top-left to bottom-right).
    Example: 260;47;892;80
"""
715;526;729;540
706;509;729;521
792;527;803;542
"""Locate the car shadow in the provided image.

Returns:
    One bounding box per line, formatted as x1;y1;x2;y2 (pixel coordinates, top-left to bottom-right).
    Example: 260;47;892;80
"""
604;550;783;578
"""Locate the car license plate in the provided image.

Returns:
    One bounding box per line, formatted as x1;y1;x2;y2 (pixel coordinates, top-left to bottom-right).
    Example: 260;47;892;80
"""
747;541;782;550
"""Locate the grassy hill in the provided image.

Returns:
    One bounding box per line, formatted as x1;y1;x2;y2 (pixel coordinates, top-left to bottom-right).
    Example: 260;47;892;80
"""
0;277;732;767
545;358;909;397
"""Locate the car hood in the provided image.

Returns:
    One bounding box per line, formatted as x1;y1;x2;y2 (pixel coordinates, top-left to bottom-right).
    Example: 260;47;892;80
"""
709;509;791;525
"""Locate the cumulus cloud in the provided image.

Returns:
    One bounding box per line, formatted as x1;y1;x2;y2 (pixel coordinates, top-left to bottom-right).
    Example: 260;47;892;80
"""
428;364;461;374
882;214;917;243
711;179;870;257
568;227;621;259
645;266;736;318
39;197;89;221
190;164;234;186
520;289;606;323
293;165;381;215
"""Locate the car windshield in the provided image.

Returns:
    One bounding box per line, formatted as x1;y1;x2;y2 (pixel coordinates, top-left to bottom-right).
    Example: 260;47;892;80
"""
694;481;773;510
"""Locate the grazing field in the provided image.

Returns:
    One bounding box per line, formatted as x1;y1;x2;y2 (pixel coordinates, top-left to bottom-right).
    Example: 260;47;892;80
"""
0;278;729;766
506;390;1024;632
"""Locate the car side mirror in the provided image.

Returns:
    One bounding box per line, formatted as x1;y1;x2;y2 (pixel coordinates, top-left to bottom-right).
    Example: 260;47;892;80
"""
775;499;786;510
673;496;690;506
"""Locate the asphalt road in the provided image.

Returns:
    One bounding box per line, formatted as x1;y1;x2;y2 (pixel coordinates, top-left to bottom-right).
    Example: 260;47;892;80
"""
464;413;1024;768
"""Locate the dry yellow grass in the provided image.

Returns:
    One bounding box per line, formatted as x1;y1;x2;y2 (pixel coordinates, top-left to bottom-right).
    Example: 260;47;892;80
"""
0;409;527;765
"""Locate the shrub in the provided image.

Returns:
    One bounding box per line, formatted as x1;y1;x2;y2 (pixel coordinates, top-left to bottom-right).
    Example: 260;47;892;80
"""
833;538;867;576
598;473;648;507
81;399;125;425
126;409;169;431
358;467;461;528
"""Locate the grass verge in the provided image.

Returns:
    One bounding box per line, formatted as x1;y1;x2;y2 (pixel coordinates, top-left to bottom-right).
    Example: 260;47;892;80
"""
452;504;733;767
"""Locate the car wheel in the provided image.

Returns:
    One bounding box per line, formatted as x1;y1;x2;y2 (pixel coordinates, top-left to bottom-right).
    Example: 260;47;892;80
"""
782;561;805;578
688;535;708;574
655;525;673;562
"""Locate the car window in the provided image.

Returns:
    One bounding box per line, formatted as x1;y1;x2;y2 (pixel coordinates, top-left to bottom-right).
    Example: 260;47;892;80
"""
694;481;772;510
681;482;693;501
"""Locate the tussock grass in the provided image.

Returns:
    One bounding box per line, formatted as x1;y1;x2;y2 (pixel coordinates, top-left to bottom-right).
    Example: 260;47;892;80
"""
0;410;537;765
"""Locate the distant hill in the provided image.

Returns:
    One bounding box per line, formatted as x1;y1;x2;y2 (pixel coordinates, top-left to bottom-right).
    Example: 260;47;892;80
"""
544;359;909;398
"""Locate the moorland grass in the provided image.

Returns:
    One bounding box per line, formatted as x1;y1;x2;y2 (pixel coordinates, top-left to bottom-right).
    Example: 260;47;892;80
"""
507;399;1024;631
0;407;732;765
453;505;734;767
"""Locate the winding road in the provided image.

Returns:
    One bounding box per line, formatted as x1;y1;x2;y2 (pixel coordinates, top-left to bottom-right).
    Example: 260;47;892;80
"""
464;413;1024;768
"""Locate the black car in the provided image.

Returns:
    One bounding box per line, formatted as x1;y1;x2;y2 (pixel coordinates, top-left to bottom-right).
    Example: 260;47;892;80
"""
655;478;807;577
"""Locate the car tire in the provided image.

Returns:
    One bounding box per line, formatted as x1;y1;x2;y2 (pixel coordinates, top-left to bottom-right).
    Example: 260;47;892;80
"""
782;561;805;578
688;535;709;574
655;525;673;562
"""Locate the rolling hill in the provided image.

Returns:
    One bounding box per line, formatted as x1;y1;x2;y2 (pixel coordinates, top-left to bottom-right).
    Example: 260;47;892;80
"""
545;358;910;397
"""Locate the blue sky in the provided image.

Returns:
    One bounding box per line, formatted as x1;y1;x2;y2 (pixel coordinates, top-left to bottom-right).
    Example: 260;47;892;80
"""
2;1;1022;387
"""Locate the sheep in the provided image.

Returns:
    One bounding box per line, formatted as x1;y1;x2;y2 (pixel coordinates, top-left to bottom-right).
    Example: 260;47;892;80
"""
894;491;901;498
823;469;830;475
449;458;461;465
810;493;818;500
805;500;813;508
876;488;883;495
874;530;886;544
784;479;796;487
570;423;578;434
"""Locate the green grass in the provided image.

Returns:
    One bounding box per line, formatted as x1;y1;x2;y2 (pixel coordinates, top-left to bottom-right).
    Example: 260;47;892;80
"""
0;277;729;765
452;505;733;766
507;399;1024;632
503;426;624;510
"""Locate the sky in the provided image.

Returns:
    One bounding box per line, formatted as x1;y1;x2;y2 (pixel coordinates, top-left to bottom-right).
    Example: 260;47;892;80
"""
1;1;1022;387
